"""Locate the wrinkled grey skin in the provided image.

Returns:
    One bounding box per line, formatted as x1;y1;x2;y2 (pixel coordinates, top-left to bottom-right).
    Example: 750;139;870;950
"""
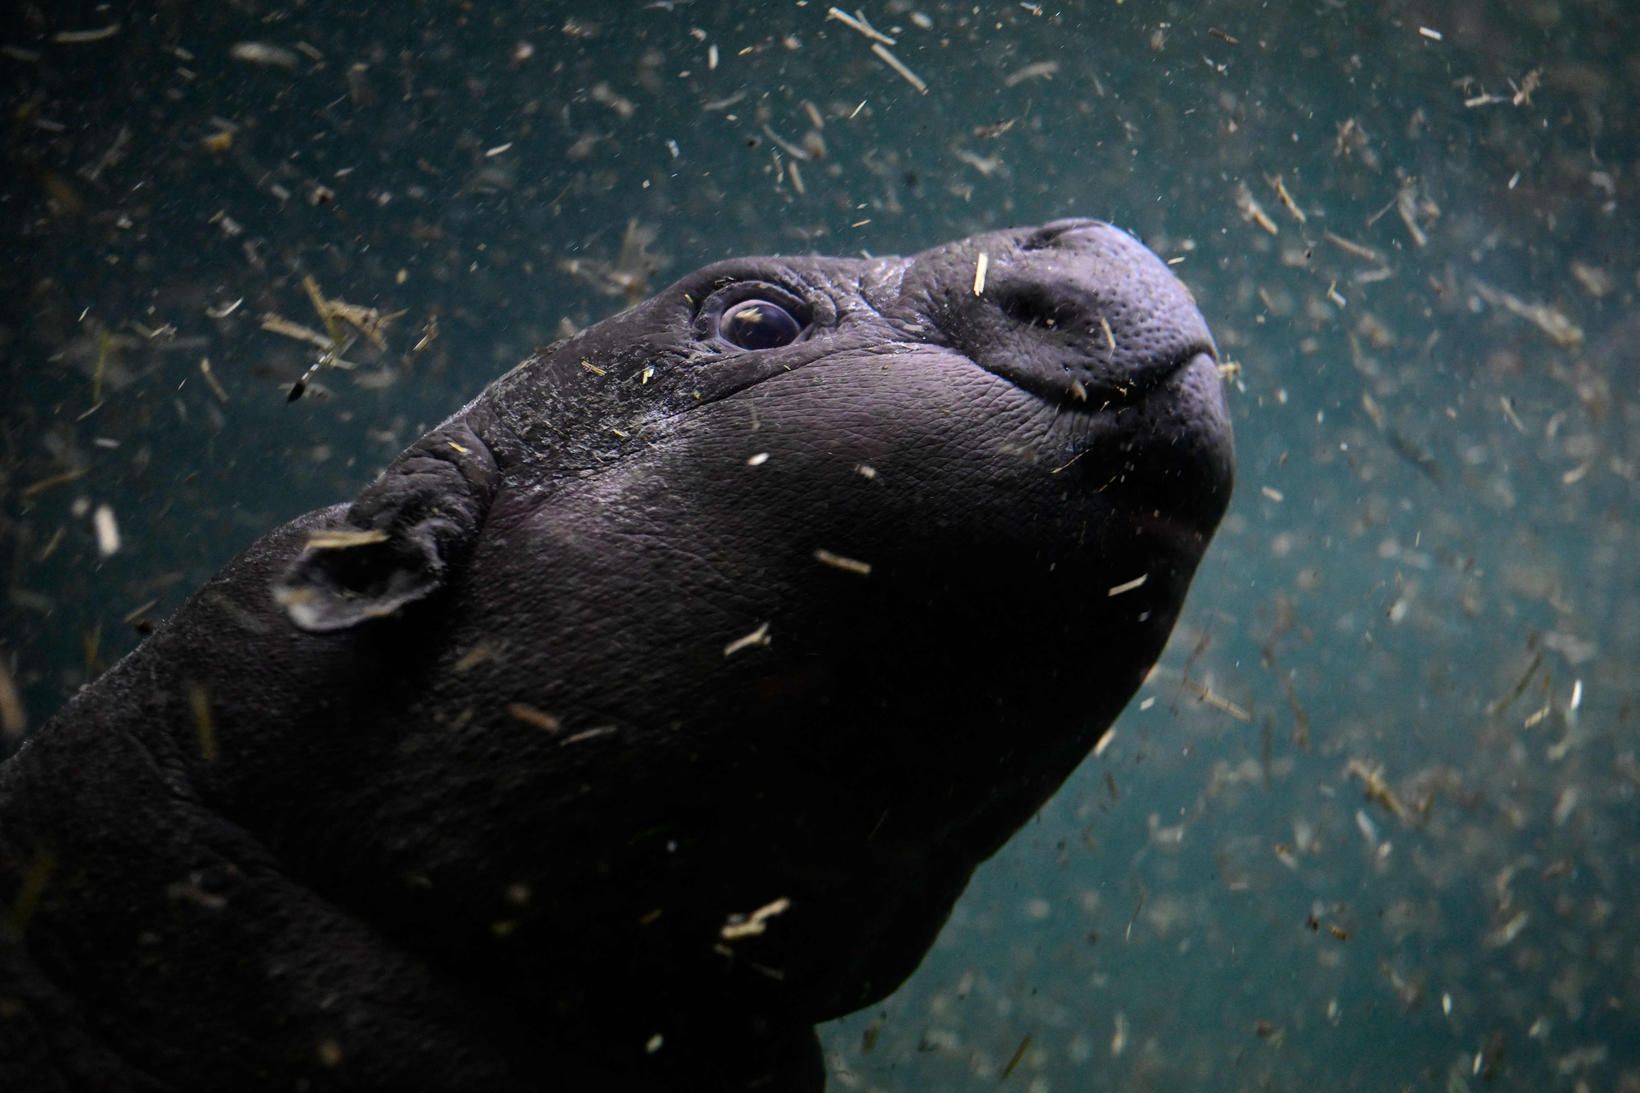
0;220;1232;1092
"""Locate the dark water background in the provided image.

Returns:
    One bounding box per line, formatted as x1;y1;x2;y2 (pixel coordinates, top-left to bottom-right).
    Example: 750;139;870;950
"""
2;2;1636;1089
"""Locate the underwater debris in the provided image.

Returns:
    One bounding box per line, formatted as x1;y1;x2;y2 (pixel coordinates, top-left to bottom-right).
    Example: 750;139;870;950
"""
999;1033;1033;1080
229;41;299;68
557;219;665;307
505;703;561;734
869;43;927;95
1346;757;1406;819
561;726;617;746
1110;1011;1128;1057
1333;117;1379;169
1235;182;1278;235
1485;910;1529;948
1107;574;1147;597
264;276;406;400
1267;174;1306;223
1470;278;1584;347
1189;679;1251;722
953;147;1005;178
1324;231;1382;265
451;642;498;674
412;317;439;354
0;659;25;741
1003;61;1058;87
198;358;230;402
91;504;119;557
52;25;121;44
825;7;896;46
723;622;772;657
1484;652;1543;718
302;528;389;550
1463;68;1541;108
719;896;791;941
21;467;90;500
813;549;872;576
187;681;216;762
122;600;159;635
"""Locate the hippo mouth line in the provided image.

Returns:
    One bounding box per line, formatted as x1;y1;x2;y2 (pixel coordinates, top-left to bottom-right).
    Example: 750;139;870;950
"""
981;345;1219;414
1037;351;1235;531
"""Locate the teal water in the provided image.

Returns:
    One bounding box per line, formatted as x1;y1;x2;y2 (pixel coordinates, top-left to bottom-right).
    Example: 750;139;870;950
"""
3;3;1635;1089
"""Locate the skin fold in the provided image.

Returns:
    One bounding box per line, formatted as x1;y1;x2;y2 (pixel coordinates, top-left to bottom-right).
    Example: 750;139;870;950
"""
0;220;1233;1092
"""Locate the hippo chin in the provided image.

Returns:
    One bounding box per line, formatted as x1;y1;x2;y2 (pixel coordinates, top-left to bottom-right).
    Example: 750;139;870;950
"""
0;220;1233;1092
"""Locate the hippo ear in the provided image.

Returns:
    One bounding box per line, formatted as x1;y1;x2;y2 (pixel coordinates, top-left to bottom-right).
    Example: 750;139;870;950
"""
273;421;498;632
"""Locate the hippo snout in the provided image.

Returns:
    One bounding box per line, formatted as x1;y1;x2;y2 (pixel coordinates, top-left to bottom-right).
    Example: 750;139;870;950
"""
913;218;1217;407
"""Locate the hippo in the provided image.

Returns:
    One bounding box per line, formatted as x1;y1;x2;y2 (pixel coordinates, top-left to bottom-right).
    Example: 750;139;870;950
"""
0;219;1233;1091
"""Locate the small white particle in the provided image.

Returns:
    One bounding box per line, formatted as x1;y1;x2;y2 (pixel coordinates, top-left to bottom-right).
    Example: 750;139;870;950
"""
972;251;988;296
746;451;770;466
1138;696;1156;711
93;504;121;557
723;622;772;658
1107;573;1148;597
485;142;513;157
1355;808;1379;846
645;1033;664;1054
854;463;877;480
52;24;122;44
1552;786;1579;826
1418;26;1442;40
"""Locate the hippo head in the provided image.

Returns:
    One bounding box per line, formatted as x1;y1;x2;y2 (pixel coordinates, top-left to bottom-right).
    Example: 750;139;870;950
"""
269;217;1233;1071
5;221;1232;1092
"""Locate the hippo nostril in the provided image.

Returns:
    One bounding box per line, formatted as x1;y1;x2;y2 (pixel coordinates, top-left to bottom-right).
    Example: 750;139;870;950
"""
996;285;1082;331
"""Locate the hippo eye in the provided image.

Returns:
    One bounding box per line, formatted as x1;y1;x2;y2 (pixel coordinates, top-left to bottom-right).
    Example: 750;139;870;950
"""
693;279;812;350
717;299;802;350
